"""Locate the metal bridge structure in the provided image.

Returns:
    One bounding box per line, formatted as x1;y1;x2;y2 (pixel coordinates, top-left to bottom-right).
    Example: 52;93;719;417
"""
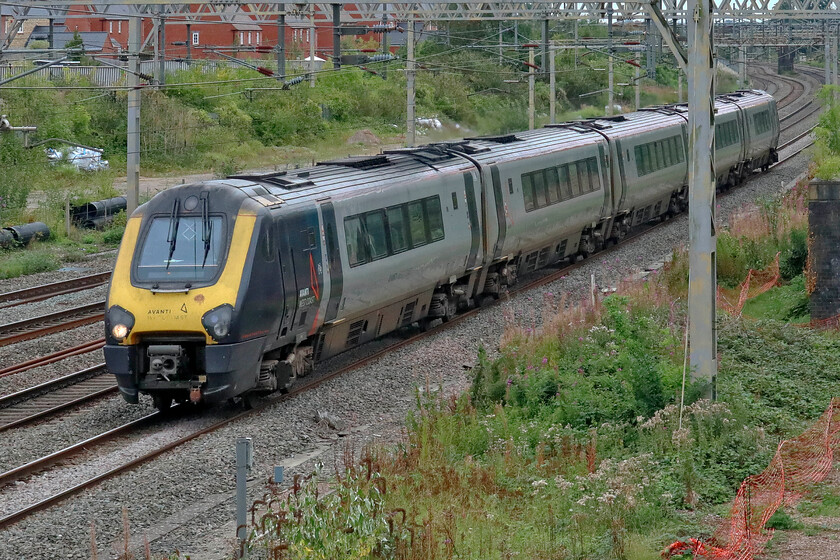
1;1;840;22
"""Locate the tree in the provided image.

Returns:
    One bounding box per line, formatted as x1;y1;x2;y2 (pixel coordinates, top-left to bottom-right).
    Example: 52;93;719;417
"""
65;31;84;61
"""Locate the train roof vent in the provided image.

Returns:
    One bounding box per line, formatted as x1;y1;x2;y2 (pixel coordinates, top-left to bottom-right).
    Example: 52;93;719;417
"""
544;122;608;133
239;185;284;207
640;106;683;115
600;115;628;123
383;147;455;163
316;154;391;170
227;171;315;190
464;133;521;144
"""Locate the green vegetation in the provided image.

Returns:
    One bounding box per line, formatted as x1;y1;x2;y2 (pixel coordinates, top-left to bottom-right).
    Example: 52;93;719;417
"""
244;288;840;558
813;85;840;179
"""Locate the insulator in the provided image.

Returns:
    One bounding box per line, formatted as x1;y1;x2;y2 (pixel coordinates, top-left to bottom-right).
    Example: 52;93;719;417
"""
282;75;305;89
367;54;397;63
257;66;275;76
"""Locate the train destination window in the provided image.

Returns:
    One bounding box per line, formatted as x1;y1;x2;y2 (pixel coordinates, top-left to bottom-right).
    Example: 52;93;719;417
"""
408;201;427;247
364;211;388;260
387;206;409;253
135;215;225;283
426;197;444;241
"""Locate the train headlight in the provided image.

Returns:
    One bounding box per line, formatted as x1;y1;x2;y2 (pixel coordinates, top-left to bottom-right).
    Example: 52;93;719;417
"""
202;304;233;341
106;305;135;342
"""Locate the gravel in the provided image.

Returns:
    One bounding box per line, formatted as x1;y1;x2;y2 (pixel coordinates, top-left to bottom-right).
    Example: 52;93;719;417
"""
0;70;822;560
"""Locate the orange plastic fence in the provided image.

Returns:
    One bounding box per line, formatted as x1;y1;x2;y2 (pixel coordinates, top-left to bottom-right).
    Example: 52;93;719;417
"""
663;398;840;559
717;253;781;317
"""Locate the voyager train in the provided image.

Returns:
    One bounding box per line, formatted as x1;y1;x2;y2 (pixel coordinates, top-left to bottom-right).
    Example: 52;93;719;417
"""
104;90;779;410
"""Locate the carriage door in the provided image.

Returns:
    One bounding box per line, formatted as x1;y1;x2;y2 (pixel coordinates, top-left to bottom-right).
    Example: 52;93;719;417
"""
319;201;343;324
288;209;324;338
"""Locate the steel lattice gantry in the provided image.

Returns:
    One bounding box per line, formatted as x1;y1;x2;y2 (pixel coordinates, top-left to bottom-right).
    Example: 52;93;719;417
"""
3;1;840;22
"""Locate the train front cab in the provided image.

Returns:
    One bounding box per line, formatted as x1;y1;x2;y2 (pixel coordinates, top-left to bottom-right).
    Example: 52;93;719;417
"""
104;189;273;410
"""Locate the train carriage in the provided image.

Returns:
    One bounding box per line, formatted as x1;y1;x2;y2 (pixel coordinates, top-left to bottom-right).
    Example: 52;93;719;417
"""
104;89;779;410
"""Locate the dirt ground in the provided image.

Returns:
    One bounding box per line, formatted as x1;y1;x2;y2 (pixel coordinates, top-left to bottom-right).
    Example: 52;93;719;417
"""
767;469;840;559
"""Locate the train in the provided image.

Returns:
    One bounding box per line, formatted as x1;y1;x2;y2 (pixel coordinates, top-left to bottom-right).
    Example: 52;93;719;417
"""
104;89;779;410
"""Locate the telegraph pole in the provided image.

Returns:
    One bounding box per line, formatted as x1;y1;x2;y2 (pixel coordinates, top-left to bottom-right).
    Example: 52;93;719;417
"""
542;20;549;74
607;4;614;116
499;21;503;64
127;16;141;215
277;3;285;78
528;44;535;129
825;22;830;86
406;15;416;147
159;7;166;86
332;4;341;70
635;51;641;110
309;4;316;87
687;0;717;396
550;45;557;123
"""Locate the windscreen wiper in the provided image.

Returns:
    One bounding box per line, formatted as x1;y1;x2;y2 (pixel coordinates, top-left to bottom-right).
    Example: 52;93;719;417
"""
201;192;212;268
165;198;181;270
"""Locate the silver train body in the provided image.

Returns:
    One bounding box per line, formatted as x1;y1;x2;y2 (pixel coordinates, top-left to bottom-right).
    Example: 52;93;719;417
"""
104;90;779;407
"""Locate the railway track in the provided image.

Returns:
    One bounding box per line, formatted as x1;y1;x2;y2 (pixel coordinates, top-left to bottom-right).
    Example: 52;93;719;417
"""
0;301;105;348
0;364;114;432
0;272;110;310
0;338;105;379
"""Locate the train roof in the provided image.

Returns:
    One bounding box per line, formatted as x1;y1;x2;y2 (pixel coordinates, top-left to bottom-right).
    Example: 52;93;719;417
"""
202;89;774;210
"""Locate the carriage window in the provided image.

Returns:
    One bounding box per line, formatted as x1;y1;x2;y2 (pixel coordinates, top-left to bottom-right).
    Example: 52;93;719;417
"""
545;167;560;203
634;145;646;176
408;201;427;247
587;158;600;191
753;110;771;135
522;173;535;211
344;216;368;267
568;162;582;196
676;137;685;162
364;211;388;260
532;170;547;207
451;192;458;210
387;206;409;253
662;140;673;167
558;165;572;200
425;197;444;241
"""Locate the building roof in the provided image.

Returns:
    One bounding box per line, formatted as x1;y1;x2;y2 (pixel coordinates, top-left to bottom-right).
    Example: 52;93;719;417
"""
25;30;108;51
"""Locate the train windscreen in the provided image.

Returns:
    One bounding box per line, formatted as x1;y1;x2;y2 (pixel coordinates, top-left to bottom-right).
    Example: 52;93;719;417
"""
135;215;225;283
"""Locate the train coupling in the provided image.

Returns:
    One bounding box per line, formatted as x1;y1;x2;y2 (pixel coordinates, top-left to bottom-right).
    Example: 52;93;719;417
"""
190;384;202;404
148;345;183;379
